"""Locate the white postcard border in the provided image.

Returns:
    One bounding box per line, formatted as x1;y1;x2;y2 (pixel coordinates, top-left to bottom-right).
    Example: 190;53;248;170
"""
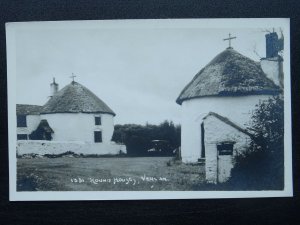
6;18;293;201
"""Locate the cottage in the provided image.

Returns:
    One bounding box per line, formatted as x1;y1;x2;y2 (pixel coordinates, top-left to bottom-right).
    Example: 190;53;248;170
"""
17;104;43;140
176;32;283;183
17;79;126;155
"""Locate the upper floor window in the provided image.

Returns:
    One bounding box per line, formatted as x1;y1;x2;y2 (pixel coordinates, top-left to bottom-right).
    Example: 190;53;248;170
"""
17;115;27;127
95;116;101;125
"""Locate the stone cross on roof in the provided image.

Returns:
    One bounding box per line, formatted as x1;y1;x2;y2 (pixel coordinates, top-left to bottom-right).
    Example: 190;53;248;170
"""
70;73;76;83
223;33;236;49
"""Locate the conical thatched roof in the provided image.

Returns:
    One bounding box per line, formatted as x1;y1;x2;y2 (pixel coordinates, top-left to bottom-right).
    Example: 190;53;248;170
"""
41;81;116;116
176;48;280;105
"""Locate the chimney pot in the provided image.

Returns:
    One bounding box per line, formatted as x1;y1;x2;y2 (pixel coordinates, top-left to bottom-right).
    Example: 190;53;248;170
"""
50;77;59;97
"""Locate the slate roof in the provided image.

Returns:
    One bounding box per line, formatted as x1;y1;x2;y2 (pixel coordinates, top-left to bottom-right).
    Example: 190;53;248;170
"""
176;48;281;105
16;104;42;115
41;81;116;116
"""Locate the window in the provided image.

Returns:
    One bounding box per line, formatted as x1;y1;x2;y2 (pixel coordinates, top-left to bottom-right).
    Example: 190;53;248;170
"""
217;142;234;155
94;131;102;143
17;115;27;127
95;116;101;125
17;134;28;140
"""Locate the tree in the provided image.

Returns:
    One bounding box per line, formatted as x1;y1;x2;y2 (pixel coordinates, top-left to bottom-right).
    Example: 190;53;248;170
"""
29;120;54;141
228;96;284;190
112;121;181;156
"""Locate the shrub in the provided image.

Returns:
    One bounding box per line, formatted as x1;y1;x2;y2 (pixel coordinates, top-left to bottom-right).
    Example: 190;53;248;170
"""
228;96;284;190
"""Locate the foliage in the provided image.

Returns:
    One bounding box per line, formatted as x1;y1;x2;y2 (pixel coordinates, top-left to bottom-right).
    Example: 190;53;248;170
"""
228;96;284;190
112;121;181;156
29;120;53;140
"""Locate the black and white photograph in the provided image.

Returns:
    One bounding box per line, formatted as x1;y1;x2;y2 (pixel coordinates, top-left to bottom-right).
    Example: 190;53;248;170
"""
6;19;292;200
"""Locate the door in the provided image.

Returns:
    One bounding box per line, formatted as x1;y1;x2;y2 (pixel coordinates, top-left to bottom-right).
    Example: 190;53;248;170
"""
217;142;234;183
201;123;205;158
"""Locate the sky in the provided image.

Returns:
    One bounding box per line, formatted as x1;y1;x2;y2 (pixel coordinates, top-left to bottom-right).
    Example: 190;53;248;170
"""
14;20;282;125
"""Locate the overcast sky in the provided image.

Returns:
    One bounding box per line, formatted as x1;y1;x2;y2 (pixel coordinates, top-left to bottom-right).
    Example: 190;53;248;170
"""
14;20;282;125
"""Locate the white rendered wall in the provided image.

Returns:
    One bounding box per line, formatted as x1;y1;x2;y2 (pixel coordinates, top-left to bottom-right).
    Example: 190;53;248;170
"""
260;59;281;87
180;95;271;163
203;115;251;183
41;113;114;143
17;115;41;137
17;140;126;156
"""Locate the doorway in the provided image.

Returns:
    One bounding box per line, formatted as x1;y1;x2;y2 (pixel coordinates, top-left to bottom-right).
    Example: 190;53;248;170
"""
216;142;234;183
201;122;205;158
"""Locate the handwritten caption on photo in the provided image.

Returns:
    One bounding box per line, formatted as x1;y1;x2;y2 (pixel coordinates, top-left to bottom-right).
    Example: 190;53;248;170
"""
71;174;169;186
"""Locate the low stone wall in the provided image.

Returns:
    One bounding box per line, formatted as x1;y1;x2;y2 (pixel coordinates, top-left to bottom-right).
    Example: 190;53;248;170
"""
17;140;126;156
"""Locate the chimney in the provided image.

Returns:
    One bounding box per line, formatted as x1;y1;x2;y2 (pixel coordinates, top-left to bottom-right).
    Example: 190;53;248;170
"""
265;32;279;58
260;31;284;89
50;78;59;97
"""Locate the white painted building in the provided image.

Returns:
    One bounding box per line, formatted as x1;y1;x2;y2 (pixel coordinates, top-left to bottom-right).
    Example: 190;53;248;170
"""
16;80;126;155
16;105;43;140
176;32;283;183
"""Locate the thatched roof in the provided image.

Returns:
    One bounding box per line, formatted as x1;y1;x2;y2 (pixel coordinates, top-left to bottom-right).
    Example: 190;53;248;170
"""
41;81;116;116
16;104;42;115
176;48;280;105
203;112;252;137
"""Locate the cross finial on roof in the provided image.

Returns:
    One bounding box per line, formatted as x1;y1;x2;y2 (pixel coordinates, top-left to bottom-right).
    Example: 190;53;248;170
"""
223;33;236;49
70;73;76;83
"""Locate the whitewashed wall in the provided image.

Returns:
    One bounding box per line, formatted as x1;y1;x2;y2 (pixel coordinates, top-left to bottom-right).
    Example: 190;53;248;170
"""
41;113;114;143
260;58;281;87
17;115;41;137
180;95;271;163
203;115;251;183
17;140;126;156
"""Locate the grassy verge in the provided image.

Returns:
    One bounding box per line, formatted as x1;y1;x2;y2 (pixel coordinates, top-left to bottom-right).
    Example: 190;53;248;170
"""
17;157;206;191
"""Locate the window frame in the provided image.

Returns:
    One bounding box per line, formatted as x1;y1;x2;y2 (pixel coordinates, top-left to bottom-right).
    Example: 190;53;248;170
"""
217;142;235;156
94;130;102;143
17;115;27;127
94;116;101;126
17;134;28;140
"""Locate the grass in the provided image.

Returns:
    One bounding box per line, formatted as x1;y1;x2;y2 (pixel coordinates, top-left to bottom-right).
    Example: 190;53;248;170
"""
17;157;206;191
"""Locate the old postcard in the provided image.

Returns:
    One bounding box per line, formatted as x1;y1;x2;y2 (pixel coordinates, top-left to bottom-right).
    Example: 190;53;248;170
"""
6;19;292;200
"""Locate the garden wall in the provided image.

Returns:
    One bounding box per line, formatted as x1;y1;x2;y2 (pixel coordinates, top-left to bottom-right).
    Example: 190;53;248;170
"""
17;140;126;156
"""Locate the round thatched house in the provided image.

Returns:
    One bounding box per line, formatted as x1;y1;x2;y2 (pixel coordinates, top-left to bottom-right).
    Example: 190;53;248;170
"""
176;45;282;183
41;81;116;143
17;80;126;156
